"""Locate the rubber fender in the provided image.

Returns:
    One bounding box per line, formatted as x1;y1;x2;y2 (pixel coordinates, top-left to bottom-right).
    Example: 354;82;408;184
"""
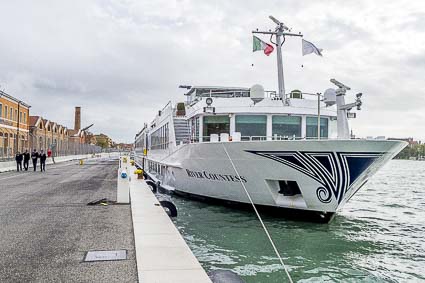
208;270;245;283
159;200;177;217
145;180;157;193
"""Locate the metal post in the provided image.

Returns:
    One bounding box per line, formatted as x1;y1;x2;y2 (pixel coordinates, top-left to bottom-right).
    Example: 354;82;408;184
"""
275;33;285;100
16;101;21;153
317;93;321;140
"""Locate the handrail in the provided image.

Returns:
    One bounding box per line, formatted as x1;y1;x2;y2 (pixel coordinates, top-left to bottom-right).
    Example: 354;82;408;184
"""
184;135;334;144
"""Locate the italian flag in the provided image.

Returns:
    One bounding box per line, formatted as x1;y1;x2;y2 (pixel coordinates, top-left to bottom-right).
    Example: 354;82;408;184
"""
253;36;274;56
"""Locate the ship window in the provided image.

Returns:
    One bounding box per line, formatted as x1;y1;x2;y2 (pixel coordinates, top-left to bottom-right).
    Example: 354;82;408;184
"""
272;116;301;139
203;115;230;137
150;123;169;150
235;115;267;139
306;117;328;138
190;117;200;142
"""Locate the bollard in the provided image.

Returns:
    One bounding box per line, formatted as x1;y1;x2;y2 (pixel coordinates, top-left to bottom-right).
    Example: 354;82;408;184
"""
117;167;130;203
79;159;84;165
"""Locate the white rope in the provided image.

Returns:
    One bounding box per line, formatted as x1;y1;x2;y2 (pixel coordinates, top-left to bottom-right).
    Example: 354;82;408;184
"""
221;143;293;283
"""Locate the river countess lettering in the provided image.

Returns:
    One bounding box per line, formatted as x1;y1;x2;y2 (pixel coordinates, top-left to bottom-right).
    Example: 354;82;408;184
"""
186;169;247;183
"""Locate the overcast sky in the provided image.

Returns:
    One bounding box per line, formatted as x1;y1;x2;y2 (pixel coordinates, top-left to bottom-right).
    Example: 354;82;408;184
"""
1;0;424;143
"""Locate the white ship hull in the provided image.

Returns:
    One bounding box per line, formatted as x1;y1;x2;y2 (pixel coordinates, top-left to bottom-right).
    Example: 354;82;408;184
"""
136;139;406;219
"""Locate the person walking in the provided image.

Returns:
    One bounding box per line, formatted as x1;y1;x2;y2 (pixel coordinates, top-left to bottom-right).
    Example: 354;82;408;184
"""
31;149;39;172
40;150;47;172
23;149;30;171
15;151;23;172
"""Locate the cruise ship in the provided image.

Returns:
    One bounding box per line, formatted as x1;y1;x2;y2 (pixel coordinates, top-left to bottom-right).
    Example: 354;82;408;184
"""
133;17;407;222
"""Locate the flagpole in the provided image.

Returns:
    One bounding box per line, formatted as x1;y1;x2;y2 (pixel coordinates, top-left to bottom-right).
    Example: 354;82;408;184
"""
252;16;302;104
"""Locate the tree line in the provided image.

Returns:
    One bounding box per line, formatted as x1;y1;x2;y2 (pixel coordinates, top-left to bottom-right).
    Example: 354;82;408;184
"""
395;144;425;160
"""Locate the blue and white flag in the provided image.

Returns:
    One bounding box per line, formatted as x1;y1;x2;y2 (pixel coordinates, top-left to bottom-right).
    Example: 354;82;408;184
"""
302;39;323;56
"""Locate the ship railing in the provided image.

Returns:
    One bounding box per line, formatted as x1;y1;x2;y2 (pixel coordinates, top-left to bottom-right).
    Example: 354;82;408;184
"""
184;135;331;144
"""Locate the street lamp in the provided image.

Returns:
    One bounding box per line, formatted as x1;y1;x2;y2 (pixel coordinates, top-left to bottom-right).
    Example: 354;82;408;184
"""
16;100;21;154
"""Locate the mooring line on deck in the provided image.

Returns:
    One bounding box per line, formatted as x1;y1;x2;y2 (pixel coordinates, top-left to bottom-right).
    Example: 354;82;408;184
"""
221;143;294;283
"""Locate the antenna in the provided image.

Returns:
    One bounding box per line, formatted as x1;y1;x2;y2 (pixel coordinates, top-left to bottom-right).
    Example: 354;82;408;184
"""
269;15;280;25
330;79;351;91
253;16;303;103
269;16;289;31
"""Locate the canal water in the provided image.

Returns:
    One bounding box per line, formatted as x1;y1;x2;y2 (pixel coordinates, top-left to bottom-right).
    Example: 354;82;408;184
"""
171;160;425;282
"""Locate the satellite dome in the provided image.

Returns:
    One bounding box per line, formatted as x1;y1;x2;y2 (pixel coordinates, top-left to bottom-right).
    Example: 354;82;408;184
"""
323;88;337;106
250;84;265;103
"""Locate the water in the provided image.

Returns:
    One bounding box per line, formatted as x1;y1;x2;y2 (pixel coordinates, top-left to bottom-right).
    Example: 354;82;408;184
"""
171;160;425;282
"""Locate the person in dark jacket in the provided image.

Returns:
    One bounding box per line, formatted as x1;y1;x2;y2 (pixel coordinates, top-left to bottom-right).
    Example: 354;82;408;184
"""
31;149;39;172
23;149;30;171
15;152;23;172
39;150;47;172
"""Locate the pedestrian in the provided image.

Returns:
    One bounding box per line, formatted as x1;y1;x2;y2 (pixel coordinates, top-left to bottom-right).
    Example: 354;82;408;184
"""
40;150;47;172
15;151;23;172
23;149;30;171
31;149;39;172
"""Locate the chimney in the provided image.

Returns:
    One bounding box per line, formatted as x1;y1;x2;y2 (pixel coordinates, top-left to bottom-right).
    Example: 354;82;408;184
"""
74;106;81;131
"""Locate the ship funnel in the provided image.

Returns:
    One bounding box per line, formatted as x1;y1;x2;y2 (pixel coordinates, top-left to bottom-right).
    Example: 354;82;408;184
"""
250;84;265;104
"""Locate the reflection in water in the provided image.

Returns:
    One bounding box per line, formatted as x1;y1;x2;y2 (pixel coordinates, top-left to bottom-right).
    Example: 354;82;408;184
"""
172;160;425;282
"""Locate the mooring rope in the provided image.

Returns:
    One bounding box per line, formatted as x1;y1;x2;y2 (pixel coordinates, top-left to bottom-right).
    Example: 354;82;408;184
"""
221;143;294;283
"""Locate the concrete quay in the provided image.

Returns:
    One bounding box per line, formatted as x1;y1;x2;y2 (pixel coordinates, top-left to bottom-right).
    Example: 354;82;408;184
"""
0;157;137;282
0;155;212;283
127;167;212;283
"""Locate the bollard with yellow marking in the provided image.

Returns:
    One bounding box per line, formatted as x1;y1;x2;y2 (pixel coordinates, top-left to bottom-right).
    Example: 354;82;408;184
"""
134;169;144;179
79;159;84;165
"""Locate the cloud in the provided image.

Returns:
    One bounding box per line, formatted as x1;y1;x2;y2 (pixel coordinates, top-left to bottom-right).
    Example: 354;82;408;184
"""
0;0;424;142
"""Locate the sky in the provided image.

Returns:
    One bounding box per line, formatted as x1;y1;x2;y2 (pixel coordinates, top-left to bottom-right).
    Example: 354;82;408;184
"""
0;0;424;143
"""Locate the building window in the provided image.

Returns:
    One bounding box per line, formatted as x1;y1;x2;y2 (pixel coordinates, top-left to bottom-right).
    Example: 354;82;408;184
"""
0;103;2;118
272;116;301;139
9;108;13;120
235;115;267;139
4;106;7;118
306;117;329;138
15;109;18;121
203;115;230;137
24;113;27;124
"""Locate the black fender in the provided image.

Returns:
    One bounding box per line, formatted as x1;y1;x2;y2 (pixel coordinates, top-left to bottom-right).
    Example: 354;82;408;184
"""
159;200;177;217
145;180;157;193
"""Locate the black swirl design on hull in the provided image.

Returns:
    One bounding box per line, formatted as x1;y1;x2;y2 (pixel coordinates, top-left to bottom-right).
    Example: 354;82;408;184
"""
316;186;332;203
246;150;383;204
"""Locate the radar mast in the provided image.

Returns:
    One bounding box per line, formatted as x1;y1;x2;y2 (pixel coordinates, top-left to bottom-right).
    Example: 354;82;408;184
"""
253;16;303;103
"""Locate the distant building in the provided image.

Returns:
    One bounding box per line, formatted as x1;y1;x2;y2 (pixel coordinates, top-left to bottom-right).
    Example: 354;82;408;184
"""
29;107;94;155
115;143;133;151
29;116;68;153
0;91;30;159
388;137;418;147
85;132;97;145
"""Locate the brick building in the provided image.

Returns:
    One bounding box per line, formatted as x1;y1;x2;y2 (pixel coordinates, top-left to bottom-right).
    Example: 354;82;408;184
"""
29;116;68;154
29;107;100;156
0;91;31;159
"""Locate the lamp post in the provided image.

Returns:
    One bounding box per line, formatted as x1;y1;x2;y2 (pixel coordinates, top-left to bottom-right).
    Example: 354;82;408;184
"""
16;101;21;154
